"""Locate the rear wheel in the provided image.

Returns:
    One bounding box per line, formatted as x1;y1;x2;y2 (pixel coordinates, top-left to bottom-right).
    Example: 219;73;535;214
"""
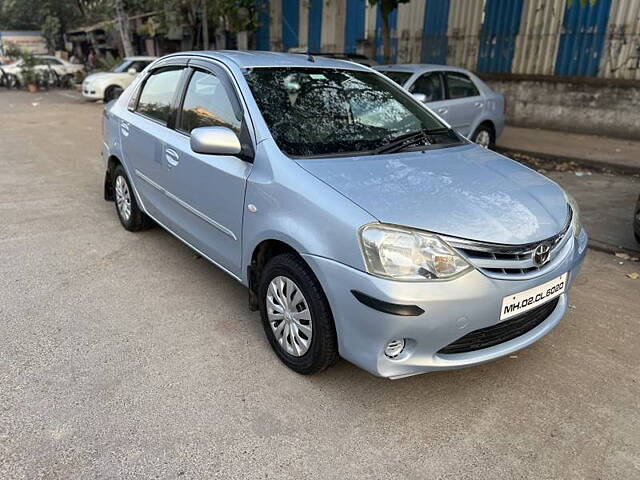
112;165;153;231
259;253;338;375
471;124;495;149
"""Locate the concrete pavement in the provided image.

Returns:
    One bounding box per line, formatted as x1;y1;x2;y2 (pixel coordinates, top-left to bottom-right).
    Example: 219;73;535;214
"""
1;90;639;479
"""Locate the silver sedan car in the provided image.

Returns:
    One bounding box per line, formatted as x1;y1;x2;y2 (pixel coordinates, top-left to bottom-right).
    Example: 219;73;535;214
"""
375;64;505;149
102;51;586;379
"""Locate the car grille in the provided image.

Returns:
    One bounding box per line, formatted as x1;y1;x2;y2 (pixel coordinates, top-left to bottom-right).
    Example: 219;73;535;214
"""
437;297;559;355
442;210;573;280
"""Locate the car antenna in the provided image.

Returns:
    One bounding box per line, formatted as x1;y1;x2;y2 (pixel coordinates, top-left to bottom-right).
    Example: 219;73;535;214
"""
307;49;315;63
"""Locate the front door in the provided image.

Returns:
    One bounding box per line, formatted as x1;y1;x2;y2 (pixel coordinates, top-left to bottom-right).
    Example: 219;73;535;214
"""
159;66;251;278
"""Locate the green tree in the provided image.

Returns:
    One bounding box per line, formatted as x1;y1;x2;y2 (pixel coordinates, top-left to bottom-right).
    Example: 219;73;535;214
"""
368;0;409;63
0;0;86;50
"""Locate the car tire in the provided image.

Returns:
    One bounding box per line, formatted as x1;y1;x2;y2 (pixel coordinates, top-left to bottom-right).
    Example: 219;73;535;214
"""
112;165;153;231
258;253;338;375
471;124;495;149
104;85;124;103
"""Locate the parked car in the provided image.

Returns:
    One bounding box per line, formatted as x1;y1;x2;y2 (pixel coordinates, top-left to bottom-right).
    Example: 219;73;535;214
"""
634;194;640;243
0;54;83;85
101;52;587;379
375;64;505;149
82;56;156;102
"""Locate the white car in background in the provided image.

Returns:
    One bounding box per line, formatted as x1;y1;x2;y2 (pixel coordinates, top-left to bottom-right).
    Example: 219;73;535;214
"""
82;56;156;102
0;55;84;84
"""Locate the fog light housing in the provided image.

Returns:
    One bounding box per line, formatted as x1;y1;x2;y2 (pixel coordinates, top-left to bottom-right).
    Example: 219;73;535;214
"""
384;339;406;358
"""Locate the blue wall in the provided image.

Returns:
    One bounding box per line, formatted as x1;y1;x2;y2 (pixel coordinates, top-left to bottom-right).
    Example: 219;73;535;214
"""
421;0;450;64
555;0;612;77
344;0;366;54
477;0;525;73
256;0;270;50
375;6;398;63
282;0;299;51
308;0;323;52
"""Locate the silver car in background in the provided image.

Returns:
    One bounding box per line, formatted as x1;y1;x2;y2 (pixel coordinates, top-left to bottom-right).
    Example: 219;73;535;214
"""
375;64;505;148
101;51;586;379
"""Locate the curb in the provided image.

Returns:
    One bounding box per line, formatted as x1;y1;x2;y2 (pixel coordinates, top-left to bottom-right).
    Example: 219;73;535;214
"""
588;238;640;256
495;146;640;176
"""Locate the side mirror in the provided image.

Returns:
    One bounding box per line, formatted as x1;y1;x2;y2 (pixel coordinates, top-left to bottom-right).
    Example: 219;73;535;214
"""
412;93;427;103
190;126;242;156
127;67;137;75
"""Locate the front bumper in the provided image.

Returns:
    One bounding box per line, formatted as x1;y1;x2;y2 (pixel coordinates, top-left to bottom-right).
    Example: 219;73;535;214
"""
303;229;588;379
82;84;103;99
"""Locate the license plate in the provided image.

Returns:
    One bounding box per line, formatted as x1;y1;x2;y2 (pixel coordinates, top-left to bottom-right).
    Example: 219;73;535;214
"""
500;273;567;321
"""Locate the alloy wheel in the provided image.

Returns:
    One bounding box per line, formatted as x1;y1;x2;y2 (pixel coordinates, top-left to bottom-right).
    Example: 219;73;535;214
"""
115;175;132;221
266;276;313;357
475;130;491;148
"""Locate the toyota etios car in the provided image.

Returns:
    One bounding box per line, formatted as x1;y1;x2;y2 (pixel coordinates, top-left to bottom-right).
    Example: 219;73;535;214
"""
102;52;587;379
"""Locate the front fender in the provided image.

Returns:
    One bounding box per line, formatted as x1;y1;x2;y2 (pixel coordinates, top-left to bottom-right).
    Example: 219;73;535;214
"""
241;140;376;285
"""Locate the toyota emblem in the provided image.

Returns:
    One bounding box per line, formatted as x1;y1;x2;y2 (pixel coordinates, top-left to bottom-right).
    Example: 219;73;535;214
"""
533;243;551;266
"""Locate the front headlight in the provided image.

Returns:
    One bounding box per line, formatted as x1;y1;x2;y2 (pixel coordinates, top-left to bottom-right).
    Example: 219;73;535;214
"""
565;193;582;237
359;224;473;281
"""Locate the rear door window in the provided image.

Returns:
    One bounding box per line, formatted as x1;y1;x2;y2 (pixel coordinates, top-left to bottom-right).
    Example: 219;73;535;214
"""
409;72;444;102
136;68;183;125
445;72;480;99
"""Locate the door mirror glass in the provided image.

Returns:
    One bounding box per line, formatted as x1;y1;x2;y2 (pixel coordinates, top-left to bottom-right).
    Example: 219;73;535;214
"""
127;67;137;75
412;93;427;103
190;126;241;156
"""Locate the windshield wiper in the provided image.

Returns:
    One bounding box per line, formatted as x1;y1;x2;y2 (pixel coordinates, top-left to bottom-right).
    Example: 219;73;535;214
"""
374;127;452;155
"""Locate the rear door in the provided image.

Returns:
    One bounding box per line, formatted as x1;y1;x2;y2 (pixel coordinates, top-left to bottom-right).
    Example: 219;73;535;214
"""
119;63;186;225
441;71;484;137
158;60;252;278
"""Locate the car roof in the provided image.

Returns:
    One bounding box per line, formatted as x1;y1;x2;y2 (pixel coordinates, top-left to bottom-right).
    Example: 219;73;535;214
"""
124;56;157;61
375;64;472;74
164;50;371;71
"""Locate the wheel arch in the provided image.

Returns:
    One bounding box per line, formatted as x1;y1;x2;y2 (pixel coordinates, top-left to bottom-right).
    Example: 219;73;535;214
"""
103;154;122;201
246;238;309;311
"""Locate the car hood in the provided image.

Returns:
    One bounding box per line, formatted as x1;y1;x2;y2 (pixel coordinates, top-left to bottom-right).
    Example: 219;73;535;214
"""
295;144;569;245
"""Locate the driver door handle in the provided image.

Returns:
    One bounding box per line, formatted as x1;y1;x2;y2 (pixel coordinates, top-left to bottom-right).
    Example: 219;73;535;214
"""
166;148;180;168
436;107;448;115
120;122;130;137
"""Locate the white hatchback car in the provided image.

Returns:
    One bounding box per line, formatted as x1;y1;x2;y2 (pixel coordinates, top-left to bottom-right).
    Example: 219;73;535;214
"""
0;55;84;84
82;56;156;102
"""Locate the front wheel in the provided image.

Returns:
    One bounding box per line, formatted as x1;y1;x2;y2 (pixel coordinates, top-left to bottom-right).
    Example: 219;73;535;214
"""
471;124;495;149
104;85;123;103
259;253;338;375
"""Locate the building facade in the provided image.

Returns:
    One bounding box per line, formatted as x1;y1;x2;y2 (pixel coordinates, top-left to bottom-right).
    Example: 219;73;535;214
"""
255;0;640;80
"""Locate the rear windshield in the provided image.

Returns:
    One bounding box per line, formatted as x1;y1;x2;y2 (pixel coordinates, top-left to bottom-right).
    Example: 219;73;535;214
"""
381;70;412;86
244;67;460;158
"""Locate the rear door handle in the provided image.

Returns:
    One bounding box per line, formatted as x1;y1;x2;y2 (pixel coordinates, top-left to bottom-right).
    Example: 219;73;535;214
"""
475;101;484;108
436;107;448;115
120;122;130;137
166;148;179;168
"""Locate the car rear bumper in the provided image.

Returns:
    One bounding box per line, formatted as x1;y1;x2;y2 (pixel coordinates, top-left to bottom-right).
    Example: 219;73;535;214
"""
303;229;588;379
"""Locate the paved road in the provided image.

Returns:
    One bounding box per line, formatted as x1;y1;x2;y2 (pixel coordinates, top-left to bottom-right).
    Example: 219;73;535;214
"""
1;91;639;479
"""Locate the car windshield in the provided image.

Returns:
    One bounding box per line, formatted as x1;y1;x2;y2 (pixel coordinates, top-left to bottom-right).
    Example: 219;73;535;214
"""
382;71;412;85
244;67;461;158
111;61;132;73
